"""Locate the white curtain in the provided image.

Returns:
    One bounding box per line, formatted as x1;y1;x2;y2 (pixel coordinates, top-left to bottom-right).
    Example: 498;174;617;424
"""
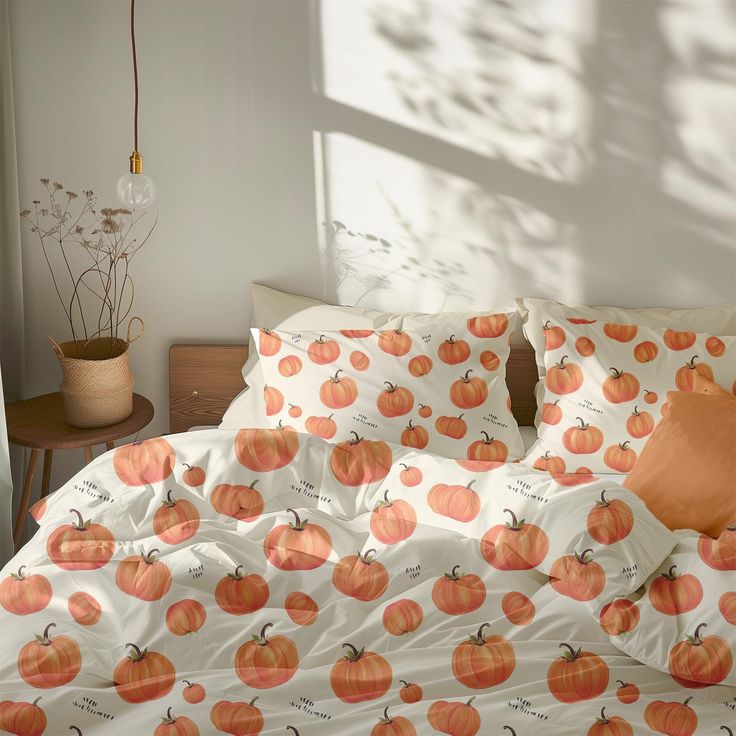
0;0;25;565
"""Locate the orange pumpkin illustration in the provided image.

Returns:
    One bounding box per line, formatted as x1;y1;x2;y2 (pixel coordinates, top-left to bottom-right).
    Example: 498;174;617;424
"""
428;480;480;522
418;403;432;418
543;321;566;350
235;623;299;689
383;599;423;636
350;350;370;371
278;354;302;377
644;697;697;736
603;323;637;343
547;642;608;703
563;418;604;454
481;509;549;570
427;697;480;736
668;622;733;688
165;599;206;636
378;382;414;417
603;367;640;404
603;442;637;473
675;355;714;391
340;329;375;338
587;490;633;544
116;549;172;601
541;400;562;425
575;336;595;357
452;623;515;689
706;336;726;357
399;463;422;487
211;480;264;522
263;385;284;416
182;680;206;704
181;463;206;487
258;329;281;356
479;350;499;372
545;356;583;395
649;565;703;615
549;549;605;601
154;489;200;545
435;414;467;439
0;696;47;736
371;707;416;736
466;432;507;462
378;329;412;357
18;623;81;689
599;598;640;635
615;680;639;704
401;420;428;449
47;509;115;571
210;699;262;735
30;497;46;522
287;403;302;418
634;340;659;363
113;437;176;486
154;707;199;736
588;707;633;736
718;591;736;624
568;317;597;324
67;591;101;626
626;406;654;438
552;468;598;486
408;355;433;377
305;413;337;439
501;591;535;626
264;509;332;570
399;680;423;704
284;591;319;626
533;451;566;475
235;423;299;472
0;566;51;616
113;643;175;703
698;526;736;570
331;433;392;486
450;370;488;409
333;549;389;602
438;335;471;365
371;491;417;544
319;369;358;409
664;329;696;351
432;566;486;615
330;643;392;703
467;313;508;338
308;334;340;364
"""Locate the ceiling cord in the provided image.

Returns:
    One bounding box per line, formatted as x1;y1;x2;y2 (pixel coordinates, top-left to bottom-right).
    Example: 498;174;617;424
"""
130;0;139;152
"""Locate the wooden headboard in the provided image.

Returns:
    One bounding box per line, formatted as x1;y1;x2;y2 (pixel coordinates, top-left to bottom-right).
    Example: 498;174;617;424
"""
169;343;539;433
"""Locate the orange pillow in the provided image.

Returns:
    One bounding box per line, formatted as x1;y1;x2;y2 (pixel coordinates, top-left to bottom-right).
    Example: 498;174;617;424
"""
624;381;736;538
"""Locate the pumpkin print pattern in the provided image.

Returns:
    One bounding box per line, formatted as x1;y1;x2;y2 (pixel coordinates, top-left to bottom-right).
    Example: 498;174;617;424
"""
525;320;736;473
221;325;525;459
0;427;731;732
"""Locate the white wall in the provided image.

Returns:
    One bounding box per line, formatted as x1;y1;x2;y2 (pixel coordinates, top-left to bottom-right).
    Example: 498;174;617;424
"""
8;0;736;499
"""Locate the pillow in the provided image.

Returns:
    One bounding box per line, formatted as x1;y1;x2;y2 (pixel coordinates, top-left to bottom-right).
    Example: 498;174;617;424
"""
623;383;736;537
521;320;736;475
221;322;526;459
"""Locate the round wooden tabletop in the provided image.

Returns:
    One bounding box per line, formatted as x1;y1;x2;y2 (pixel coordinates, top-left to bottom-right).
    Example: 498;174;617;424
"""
5;392;154;449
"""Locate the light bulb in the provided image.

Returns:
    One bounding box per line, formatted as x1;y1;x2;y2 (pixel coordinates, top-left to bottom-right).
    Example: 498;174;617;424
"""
116;171;156;210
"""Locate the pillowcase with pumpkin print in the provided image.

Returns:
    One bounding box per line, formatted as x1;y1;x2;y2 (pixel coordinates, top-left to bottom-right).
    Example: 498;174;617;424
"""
221;319;526;460
521;318;736;475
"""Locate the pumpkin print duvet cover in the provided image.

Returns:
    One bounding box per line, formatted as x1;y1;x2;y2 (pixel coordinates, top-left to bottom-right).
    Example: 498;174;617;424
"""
0;429;734;735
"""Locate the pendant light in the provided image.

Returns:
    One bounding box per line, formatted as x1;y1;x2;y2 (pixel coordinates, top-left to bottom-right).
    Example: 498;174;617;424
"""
116;0;156;209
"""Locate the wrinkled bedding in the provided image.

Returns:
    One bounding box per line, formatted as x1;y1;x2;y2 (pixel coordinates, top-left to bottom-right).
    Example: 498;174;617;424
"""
0;428;733;735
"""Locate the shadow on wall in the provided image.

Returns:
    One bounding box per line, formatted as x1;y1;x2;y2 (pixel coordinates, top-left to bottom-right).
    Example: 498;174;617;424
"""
313;0;736;312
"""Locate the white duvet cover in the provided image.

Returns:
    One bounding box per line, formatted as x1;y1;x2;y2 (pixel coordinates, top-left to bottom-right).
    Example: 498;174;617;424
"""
0;429;733;736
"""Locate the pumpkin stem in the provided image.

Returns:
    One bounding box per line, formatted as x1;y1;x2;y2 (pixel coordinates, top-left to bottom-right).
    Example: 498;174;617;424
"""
462;369;473;381
384;381;397;392
248;479;259;489
543;320;552;330
286;728;300;736
598;707;608;723
342;642;363;661
465;696;476;706
32;697;42;707
39;622;56;643
558;355;568;368
474;623;490;643
164;489;175;505
721;728;734;736
503;508;521;530
142;548;160;564
182;463;192;470
632;406;639;416
466;479;476;490
332;370;343;382
381;706;391;722
691;622;707;644
164;706;174;722
69;508;86;530
69;729;83;736
382;490;391;505
406;420;414;429
620;441;630;450
577;548;593;564
286;508;303;530
662;564;678;580
558;642;579;660
609;367;623;378
683;696;693;706
502;727;517;736
399;463;408;470
349;431;362;444
257;623;273;644
480;431;491;443
615;680;628;687
598;490;609;506
575;417;587;429
450;565;461;578
399;680;410;687
232;565;244;579
125;642;146;661
182;680;192;687
360;549;377;563
249;697;259;706
686;355;699;368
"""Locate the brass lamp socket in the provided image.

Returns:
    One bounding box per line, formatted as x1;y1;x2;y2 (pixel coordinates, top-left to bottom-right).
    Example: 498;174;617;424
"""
129;150;143;174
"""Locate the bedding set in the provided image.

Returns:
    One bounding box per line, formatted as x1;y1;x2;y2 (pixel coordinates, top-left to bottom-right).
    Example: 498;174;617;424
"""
0;289;734;736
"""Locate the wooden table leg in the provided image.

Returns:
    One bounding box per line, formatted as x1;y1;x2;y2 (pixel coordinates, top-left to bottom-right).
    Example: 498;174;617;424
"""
41;449;53;498
105;441;114;451
13;448;41;549
83;445;93;464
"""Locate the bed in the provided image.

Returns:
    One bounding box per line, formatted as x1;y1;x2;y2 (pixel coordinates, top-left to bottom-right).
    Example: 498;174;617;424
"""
0;336;733;736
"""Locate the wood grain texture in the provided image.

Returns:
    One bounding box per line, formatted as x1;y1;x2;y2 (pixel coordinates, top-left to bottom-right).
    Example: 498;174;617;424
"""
169;342;539;432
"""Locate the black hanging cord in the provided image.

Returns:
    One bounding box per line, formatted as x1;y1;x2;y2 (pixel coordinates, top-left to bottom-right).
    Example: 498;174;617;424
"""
131;0;139;152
